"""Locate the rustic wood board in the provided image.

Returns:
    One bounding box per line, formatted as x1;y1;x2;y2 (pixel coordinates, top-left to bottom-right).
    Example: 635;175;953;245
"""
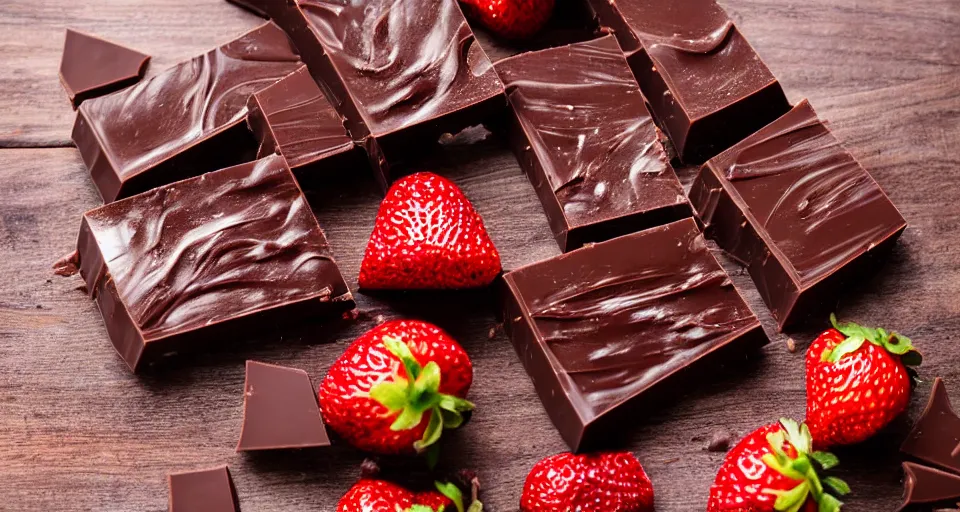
0;0;959;510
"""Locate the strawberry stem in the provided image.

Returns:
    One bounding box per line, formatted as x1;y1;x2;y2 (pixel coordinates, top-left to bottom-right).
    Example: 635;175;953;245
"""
369;336;475;457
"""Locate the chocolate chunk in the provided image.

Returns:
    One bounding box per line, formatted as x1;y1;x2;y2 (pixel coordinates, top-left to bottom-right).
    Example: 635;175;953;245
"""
499;219;768;451
496;36;691;251
168;465;240;512
72;22;302;203
59;29;150;109
72;155;353;372
586;0;789;163
246;65;361;184
902;378;960;474
237;360;331;451
689;100;906;330
898;462;960;511
256;0;506;190
707;430;734;452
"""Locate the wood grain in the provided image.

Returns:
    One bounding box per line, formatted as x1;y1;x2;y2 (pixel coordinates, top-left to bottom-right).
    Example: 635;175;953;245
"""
0;0;959;510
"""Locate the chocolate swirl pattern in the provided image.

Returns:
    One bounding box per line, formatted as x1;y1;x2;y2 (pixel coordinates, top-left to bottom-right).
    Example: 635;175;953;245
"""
297;0;503;135
502;219;766;449
74;22;302;201
497;36;689;250
82;155;351;341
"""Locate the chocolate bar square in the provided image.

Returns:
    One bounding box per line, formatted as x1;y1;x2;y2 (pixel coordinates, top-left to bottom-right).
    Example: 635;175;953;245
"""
689;100;906;330
500;219;767;451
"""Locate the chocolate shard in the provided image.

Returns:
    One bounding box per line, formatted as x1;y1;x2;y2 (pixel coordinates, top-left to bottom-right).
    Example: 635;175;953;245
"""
499;219;768;451
73;154;354;373
246;65;362;186
897;462;960;511
255;0;506;191
496;35;691;252
59;29;150;109
225;0;270;18
902;378;960;474
586;0;790;163
168;465;240;512
72;22;302;203
689;100;907;331
237;360;331;452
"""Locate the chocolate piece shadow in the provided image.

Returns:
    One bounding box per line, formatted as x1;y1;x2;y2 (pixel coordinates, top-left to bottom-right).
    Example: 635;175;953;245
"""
500;219;768;451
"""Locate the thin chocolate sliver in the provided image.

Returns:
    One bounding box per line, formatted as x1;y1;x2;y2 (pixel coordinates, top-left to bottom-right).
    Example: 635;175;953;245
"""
168;465;240;512
897;462;960;511
59;29;150;109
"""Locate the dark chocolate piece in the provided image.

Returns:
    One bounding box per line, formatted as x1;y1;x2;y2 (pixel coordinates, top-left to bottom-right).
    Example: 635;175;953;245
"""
72;22;302;203
897;462;960;511
255;0;506;190
689;100;907;330
72;154;353;372
226;0;270;18
246;65;361;183
168;465;240;512
496;36;691;251
586;0;789;163
59;29;150;109
500;218;768;451
237;360;331;451
902;378;960;474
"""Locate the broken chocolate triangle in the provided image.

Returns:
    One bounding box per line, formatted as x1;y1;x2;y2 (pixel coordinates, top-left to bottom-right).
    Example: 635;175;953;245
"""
897;462;960;511
236;360;331;452
902;377;960;474
58;29;150;109
168;465;240;512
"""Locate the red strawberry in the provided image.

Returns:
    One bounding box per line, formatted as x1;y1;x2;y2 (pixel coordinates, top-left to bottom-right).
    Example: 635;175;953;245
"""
520;451;654;512
708;419;849;512
459;0;555;40
319;320;474;458
359;172;501;291
805;314;920;448
337;479;481;512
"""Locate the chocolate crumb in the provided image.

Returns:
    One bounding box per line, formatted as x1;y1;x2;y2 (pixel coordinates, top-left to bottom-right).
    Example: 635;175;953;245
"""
786;337;797;353
707;430;734;452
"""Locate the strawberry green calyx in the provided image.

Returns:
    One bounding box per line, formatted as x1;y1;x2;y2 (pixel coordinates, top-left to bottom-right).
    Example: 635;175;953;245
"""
761;418;850;512
435;481;484;512
369;336;475;456
822;314;922;366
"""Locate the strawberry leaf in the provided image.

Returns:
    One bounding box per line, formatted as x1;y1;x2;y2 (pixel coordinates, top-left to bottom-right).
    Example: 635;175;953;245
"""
823;476;850;496
439;408;464;429
435;481;465;512
383;335;423;380
406;506;441;512
773;481;810;512
412;362;442;409
391;407;425;431
762;453;805;481
426;443;441;469
438;395;475;413
901;349;923;367
369;380;408;412
817;493;843;512
414;408;443;452
822;335;866;363
810;451;839;470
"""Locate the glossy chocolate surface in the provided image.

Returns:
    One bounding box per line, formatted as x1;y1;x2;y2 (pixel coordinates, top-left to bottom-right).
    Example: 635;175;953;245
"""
247;65;359;181
902;378;960;474
690;100;906;330
260;0;505;189
587;0;789;163
59;29;150;109
168;465;240;512
897;462;960;511
237;360;331;451
73;22;302;202
500;219;767;451
74;155;353;372
497;36;691;251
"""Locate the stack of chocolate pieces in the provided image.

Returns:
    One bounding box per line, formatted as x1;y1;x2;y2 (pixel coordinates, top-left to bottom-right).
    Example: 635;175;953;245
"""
899;378;960;510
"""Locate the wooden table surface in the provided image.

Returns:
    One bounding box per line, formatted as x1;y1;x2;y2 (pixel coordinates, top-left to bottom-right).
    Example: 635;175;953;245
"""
1;0;959;510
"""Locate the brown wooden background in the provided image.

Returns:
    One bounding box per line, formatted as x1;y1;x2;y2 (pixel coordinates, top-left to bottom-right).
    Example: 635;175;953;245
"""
1;0;959;510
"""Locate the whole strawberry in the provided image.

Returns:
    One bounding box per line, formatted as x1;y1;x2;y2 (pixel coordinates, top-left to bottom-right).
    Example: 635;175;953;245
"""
337;479;481;512
806;314;920;448
319;320;474;459
459;0;555;40
708;419;849;512
520;451;653;512
359;172;501;290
